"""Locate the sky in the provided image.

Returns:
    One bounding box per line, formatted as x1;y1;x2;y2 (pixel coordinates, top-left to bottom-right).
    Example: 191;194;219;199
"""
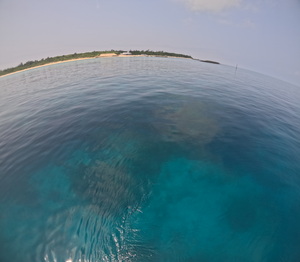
0;0;299;86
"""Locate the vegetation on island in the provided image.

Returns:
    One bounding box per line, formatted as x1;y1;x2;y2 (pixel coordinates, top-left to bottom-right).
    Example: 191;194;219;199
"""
0;50;202;77
129;50;192;58
193;58;220;64
200;60;220;64
0;50;123;77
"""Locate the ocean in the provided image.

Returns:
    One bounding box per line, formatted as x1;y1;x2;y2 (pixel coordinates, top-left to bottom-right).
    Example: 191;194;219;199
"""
0;57;300;262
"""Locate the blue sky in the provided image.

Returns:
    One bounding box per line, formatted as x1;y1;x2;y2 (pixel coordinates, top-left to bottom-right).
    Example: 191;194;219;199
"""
0;0;299;86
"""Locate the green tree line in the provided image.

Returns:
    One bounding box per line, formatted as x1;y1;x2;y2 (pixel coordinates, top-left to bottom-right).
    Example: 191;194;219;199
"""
129;50;192;58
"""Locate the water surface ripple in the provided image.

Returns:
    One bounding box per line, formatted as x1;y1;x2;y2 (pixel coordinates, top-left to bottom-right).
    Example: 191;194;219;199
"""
0;57;300;262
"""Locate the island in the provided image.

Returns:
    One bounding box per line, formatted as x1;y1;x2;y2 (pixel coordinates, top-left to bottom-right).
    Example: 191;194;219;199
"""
0;50;220;77
193;59;220;64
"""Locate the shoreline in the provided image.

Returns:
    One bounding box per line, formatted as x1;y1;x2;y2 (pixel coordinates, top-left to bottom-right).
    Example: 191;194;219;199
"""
0;54;193;79
0;57;95;78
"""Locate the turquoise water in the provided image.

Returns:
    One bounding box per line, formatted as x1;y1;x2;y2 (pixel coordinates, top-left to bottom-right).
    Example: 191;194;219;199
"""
0;57;300;262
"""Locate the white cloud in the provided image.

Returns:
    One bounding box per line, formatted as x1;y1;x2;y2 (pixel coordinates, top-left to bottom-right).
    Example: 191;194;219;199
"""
177;0;241;12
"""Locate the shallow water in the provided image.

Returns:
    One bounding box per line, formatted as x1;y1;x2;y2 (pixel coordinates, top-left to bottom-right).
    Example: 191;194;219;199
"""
0;57;300;262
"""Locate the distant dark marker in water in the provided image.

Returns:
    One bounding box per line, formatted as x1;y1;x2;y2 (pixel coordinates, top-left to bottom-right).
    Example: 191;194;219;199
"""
0;57;300;262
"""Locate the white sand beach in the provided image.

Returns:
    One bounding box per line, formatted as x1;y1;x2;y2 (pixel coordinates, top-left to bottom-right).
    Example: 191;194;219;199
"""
0;57;95;78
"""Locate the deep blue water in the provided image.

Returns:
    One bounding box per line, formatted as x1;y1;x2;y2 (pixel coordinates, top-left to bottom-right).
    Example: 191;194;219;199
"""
0;57;300;262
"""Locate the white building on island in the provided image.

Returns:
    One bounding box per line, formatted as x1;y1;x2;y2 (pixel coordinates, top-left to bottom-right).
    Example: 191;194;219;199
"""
122;51;132;55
